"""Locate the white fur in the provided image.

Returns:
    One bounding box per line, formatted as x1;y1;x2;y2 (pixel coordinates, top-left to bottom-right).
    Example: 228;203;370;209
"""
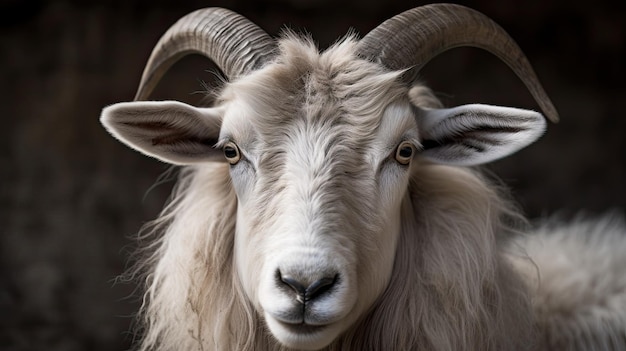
510;215;626;351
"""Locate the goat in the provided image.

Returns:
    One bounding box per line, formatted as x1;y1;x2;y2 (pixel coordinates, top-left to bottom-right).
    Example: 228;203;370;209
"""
100;4;626;350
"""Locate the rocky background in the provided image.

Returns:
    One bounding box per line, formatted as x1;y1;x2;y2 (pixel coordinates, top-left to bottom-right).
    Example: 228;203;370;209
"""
2;0;624;350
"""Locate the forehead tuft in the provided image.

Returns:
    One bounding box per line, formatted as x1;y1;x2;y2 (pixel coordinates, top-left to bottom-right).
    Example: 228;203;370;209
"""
220;34;407;132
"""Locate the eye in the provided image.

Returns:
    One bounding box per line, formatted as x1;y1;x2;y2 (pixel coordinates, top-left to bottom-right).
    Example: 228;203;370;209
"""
223;141;241;165
395;141;415;165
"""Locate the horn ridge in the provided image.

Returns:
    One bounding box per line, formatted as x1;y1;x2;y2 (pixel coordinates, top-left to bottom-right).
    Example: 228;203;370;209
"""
134;8;275;101
358;4;559;123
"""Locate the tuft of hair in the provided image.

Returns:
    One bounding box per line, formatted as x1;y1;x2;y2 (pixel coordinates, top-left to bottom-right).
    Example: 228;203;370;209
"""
330;163;536;350
511;214;626;351
128;163;263;350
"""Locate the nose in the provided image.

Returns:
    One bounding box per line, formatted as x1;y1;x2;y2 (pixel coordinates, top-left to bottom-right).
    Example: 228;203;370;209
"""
278;270;338;304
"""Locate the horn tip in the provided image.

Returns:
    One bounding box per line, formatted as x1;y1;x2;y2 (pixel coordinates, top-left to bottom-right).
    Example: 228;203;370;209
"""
544;111;559;124
543;102;560;124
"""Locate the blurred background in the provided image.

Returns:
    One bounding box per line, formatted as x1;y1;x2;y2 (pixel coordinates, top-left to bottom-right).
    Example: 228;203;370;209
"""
1;0;624;349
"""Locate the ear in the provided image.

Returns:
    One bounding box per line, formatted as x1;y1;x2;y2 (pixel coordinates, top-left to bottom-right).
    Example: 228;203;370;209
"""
100;101;224;165
416;104;546;166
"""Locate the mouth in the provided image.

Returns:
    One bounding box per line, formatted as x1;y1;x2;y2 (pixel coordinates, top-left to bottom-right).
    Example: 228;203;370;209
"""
278;320;329;335
266;318;339;350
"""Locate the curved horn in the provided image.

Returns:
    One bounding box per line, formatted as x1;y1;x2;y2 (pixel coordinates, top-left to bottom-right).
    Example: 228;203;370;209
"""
134;8;275;101
358;4;559;123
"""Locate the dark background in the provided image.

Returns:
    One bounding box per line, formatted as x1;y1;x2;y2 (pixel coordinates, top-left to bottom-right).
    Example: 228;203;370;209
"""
2;0;624;350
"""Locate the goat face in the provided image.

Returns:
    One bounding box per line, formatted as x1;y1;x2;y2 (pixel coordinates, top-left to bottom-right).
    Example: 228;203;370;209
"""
101;36;547;349
225;103;414;348
208;40;417;349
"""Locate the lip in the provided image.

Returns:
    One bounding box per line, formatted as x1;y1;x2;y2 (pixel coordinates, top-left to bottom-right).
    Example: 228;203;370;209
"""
277;321;329;335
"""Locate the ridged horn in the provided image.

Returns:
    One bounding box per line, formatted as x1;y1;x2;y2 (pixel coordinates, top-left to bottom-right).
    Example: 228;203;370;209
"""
134;8;275;101
358;4;559;123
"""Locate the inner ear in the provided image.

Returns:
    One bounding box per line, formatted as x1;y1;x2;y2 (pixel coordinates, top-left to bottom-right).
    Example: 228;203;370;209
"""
415;104;546;166
101;100;225;165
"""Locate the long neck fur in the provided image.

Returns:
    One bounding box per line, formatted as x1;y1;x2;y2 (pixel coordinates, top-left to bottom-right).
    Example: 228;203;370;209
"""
131;161;536;351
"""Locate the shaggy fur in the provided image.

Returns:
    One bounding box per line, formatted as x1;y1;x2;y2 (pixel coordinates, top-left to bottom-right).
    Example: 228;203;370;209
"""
133;163;540;351
120;36;626;351
511;215;626;351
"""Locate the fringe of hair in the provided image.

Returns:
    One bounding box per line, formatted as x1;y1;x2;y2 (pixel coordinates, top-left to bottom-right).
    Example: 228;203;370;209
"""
128;161;540;350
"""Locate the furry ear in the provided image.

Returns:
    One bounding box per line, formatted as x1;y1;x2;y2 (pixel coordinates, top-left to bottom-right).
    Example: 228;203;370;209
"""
100;101;224;165
416;104;546;166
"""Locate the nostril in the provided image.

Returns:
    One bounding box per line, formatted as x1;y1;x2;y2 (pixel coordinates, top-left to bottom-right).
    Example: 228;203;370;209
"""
277;270;338;304
280;274;307;296
305;275;337;301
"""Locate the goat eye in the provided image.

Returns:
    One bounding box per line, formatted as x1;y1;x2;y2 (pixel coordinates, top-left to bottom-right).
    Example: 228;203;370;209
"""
395;141;414;165
223;142;241;165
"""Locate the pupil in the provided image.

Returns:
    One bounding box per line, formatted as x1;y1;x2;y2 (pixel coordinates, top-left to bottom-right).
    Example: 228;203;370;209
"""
399;146;412;158
224;146;237;158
